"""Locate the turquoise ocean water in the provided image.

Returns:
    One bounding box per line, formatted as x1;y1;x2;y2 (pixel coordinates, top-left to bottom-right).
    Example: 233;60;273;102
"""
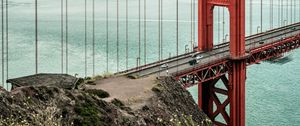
1;0;300;125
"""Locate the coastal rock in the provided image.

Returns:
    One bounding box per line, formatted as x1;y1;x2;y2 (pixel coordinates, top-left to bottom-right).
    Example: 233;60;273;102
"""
0;77;211;126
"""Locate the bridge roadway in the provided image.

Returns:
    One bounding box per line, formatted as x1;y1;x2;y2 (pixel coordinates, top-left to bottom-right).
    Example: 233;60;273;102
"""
119;22;300;78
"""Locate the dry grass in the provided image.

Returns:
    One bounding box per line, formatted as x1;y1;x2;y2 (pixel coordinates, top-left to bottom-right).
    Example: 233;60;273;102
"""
0;97;68;126
167;114;212;126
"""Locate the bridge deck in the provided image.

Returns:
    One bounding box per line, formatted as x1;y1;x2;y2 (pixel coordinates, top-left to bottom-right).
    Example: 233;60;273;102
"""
120;23;300;77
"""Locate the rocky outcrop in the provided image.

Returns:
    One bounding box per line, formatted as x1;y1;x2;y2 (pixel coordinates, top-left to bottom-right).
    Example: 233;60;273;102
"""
0;77;211;126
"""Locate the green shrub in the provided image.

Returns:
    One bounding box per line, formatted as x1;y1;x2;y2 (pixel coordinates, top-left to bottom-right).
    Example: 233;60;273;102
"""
74;102;102;126
85;89;110;98
111;98;124;108
152;84;164;93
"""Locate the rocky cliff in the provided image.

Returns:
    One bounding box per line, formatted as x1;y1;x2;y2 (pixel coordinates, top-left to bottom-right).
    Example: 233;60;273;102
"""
0;76;211;126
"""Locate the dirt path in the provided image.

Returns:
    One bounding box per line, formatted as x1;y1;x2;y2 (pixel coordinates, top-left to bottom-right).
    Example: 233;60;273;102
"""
85;75;157;110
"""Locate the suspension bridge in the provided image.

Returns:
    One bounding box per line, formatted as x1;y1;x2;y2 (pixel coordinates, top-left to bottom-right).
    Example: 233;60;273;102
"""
0;0;300;125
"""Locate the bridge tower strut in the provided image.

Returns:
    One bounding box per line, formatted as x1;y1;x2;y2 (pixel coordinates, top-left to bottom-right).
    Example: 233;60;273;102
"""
198;0;246;126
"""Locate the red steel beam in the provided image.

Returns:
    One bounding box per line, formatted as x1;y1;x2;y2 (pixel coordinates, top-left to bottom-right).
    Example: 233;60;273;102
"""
228;0;246;125
208;0;230;6
198;0;214;51
198;0;247;125
177;35;300;126
176;35;300;84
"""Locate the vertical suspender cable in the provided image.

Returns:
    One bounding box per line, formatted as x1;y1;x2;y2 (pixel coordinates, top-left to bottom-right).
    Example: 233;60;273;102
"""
117;0;119;72
280;0;282;26
61;0;64;74
158;0;160;62
193;0;196;47
193;0;195;48
282;0;284;26
35;0;38;74
138;0;141;64
294;0;300;23
260;0;262;32
126;0;128;70
1;0;4;86
270;0;271;29
222;8;225;42
5;0;8;89
250;0;252;35
280;0;284;26
250;0;253;49
66;0;68;74
176;0;179;72
217;8;220;44
286;0;289;25
84;0;87;77
161;0;163;59
286;0;288;24
272;0;274;29
143;0;146;64
190;0;192;50
278;0;280;27
290;0;292;24
270;0;273;29
92;0;95;76
278;0;281;27
294;0;296;23
106;0;109;72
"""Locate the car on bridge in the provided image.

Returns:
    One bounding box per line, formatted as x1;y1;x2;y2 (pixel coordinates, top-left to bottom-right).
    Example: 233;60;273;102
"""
189;54;203;65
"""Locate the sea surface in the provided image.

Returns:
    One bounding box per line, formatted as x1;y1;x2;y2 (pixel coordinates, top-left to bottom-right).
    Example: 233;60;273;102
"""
1;0;300;125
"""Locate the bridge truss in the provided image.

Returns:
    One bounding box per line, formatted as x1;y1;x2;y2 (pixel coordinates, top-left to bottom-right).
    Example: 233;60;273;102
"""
176;31;300;125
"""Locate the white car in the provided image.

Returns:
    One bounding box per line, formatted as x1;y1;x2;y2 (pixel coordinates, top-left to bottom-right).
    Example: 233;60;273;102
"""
160;64;168;69
195;55;203;63
196;55;203;60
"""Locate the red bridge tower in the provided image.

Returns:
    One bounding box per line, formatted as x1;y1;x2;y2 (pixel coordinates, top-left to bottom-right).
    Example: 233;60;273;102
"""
198;0;246;126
